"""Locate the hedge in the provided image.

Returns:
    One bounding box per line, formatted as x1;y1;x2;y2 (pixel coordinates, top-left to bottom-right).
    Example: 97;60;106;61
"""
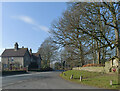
2;70;27;76
82;64;105;67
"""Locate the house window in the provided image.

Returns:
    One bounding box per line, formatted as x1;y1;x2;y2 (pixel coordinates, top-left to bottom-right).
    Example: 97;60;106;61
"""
4;64;7;68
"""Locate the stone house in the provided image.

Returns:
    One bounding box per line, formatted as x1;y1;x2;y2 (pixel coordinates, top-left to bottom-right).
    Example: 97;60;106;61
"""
1;42;41;70
29;49;42;69
105;56;120;73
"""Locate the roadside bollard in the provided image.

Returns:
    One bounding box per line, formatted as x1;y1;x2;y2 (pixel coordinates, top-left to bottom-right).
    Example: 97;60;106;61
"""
110;80;112;85
70;74;73;79
80;76;83;82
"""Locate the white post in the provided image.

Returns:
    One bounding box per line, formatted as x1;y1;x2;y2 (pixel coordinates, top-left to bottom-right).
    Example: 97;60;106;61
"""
110;80;112;85
26;66;28;72
70;74;73;79
80;76;82;81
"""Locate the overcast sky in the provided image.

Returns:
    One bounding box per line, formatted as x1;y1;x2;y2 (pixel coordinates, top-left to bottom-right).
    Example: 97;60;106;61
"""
1;2;67;55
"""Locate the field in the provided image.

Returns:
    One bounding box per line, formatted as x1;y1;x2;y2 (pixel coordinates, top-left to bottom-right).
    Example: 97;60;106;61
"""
60;70;120;89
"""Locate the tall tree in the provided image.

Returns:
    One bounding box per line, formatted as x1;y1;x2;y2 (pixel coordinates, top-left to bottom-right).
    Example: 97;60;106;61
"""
38;37;59;67
51;2;119;67
72;2;119;57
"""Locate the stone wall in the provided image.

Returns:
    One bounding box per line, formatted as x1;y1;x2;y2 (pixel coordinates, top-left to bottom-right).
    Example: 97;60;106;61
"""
24;51;31;67
105;57;120;73
2;57;24;70
104;61;111;73
73;59;120;73
73;67;105;73
2;57;24;65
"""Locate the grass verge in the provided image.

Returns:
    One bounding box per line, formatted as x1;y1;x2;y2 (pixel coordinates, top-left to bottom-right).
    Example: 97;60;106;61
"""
60;70;120;89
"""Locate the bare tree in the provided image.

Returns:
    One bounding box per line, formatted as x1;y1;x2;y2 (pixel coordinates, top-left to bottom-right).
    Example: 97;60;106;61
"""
50;2;119;67
73;2;119;57
38;37;59;67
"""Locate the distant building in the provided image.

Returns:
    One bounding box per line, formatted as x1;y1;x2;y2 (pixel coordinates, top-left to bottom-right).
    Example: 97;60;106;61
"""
1;42;41;70
105;56;120;73
29;48;42;69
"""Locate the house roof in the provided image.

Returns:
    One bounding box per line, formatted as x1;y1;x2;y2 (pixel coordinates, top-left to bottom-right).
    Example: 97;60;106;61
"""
108;56;120;61
32;53;42;60
32;53;39;57
1;48;28;57
31;54;38;60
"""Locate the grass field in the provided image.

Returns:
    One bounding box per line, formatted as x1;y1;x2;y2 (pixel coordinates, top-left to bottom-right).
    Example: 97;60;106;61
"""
60;70;120;89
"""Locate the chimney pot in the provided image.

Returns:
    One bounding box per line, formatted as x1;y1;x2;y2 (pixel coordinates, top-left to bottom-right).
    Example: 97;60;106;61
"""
29;48;32;54
14;42;19;51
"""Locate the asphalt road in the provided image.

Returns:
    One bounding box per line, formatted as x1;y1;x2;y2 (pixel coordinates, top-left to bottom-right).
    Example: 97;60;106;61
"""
1;71;118;90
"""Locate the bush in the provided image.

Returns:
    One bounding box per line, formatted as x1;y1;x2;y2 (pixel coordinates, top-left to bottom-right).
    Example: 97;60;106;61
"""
28;66;53;72
2;70;27;76
82;64;105;67
40;67;53;71
28;62;38;70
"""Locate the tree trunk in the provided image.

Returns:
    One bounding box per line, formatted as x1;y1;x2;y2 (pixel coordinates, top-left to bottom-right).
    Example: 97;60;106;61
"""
79;41;84;66
112;4;120;58
97;8;101;64
116;5;120;58
114;24;120;58
94;42;97;64
96;41;100;64
118;5;120;85
92;38;95;64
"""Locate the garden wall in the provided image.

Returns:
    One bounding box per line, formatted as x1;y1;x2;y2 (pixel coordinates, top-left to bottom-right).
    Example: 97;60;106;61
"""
2;70;27;76
73;67;105;73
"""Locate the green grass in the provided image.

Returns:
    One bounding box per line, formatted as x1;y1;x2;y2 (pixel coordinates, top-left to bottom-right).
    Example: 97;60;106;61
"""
60;70;120;89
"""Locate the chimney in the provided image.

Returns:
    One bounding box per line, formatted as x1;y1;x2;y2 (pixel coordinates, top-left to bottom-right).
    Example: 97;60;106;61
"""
29;48;32;55
14;42;19;51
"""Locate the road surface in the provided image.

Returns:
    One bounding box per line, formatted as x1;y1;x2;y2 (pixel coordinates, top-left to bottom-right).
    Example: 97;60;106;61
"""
1;71;118;90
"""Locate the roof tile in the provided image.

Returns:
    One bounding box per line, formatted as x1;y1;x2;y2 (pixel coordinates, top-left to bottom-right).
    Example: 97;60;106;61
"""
1;48;28;57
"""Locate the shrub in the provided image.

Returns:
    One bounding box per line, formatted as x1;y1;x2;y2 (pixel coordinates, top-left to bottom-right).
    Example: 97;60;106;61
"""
82;64;105;67
2;70;27;76
28;62;38;70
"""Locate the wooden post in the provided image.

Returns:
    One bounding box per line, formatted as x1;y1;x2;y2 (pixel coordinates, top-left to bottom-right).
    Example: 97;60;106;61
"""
70;74;73;79
110;80;112;85
80;76;83;81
